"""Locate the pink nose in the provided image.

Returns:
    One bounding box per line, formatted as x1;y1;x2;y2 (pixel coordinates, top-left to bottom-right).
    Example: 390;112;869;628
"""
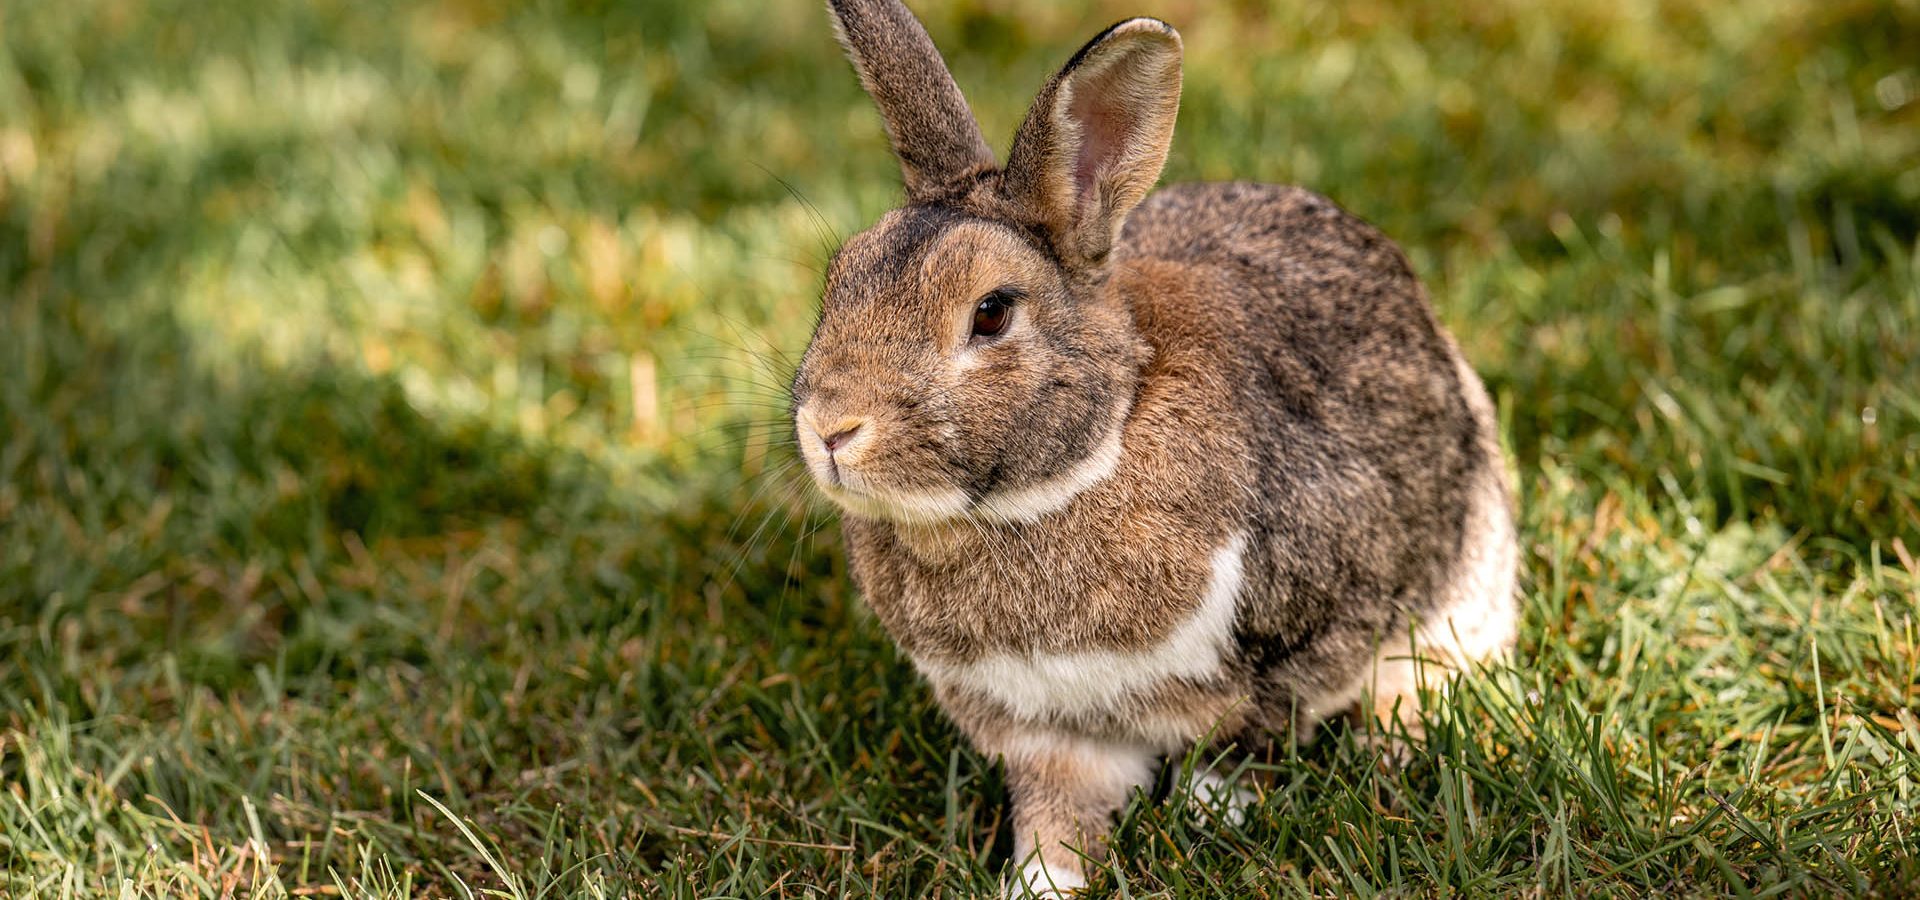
823;424;862;453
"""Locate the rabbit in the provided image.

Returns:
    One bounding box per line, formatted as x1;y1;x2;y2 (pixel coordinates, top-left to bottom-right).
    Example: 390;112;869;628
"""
789;1;1519;895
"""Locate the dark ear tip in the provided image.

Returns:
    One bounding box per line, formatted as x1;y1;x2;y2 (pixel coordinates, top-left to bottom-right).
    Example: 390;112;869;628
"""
1106;17;1183;48
1065;17;1181;73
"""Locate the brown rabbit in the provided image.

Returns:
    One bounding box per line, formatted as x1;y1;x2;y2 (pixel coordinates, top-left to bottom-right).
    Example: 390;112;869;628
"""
790;2;1518;894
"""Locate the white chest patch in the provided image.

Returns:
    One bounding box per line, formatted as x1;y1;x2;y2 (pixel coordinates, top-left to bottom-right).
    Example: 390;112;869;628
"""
914;532;1248;723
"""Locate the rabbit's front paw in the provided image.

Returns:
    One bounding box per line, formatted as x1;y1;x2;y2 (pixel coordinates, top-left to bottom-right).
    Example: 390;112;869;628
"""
1180;765;1255;827
1008;859;1087;898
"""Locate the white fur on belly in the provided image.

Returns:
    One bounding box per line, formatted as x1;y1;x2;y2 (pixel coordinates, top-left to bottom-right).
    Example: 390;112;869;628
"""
916;532;1248;723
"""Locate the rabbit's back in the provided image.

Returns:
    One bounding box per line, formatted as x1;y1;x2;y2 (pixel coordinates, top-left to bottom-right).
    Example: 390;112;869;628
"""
1120;181;1505;722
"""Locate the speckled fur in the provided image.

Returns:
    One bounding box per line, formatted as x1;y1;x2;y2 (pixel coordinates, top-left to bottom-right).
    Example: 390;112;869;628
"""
793;2;1517;892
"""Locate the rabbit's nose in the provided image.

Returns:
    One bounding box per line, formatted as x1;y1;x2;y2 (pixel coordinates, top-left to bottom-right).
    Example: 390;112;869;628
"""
822;423;863;453
799;407;871;460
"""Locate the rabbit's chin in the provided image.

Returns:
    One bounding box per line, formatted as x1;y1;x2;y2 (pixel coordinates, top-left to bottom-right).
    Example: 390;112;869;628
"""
811;476;974;525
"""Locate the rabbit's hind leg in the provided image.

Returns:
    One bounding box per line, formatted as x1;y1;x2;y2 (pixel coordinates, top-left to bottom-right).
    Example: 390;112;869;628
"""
1363;465;1519;745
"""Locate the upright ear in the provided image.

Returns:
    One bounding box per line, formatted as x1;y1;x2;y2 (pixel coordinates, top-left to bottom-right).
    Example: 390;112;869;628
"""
1001;18;1183;268
828;0;997;201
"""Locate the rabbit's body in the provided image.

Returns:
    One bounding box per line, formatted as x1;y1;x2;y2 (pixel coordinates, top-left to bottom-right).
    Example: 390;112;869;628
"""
843;179;1514;756
794;4;1517;894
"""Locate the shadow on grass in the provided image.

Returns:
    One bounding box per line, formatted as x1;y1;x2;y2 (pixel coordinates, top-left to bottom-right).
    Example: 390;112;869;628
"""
0;280;935;892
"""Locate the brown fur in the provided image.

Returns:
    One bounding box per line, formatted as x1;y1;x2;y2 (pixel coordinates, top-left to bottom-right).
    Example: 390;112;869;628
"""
827;0;996;200
793;4;1518;894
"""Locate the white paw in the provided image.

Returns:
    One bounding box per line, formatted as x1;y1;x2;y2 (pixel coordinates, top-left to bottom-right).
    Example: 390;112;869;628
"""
1008;859;1086;898
1356;727;1418;768
1183;767;1255;827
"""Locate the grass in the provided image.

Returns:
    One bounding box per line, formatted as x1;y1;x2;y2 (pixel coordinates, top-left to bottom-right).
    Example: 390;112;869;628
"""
3;0;1918;895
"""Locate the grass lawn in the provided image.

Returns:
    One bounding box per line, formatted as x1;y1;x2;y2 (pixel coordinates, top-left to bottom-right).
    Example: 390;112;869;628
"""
4;0;1919;895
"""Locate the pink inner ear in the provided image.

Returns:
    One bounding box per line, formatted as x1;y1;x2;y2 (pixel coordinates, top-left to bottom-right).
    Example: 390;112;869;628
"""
1067;63;1137;209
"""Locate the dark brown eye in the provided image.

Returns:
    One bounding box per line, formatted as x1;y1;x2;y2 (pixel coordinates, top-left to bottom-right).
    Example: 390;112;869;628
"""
971;290;1015;340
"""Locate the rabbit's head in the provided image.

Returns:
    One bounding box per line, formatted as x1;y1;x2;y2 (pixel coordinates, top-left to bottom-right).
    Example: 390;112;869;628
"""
792;2;1183;525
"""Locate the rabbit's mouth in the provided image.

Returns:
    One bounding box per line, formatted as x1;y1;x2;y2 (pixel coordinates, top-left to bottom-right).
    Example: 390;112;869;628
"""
794;403;972;523
793;395;1130;527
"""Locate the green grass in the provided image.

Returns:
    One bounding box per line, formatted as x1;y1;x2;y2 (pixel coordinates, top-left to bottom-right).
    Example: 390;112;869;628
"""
3;0;1918;895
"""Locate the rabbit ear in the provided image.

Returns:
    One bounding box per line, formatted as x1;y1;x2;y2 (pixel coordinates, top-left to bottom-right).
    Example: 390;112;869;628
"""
828;0;997;201
1002;18;1182;268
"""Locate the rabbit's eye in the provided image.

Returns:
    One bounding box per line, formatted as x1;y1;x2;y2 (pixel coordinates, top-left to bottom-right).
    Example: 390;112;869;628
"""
971;290;1016;341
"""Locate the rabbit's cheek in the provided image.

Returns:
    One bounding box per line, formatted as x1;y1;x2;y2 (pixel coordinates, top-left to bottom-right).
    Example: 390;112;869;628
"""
971;399;1127;525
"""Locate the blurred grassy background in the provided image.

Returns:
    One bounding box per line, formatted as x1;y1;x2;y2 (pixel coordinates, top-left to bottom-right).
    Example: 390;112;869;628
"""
2;0;1918;896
